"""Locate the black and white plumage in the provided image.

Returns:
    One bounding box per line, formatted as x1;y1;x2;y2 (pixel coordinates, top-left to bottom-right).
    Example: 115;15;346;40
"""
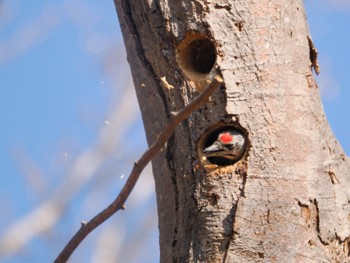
204;130;246;162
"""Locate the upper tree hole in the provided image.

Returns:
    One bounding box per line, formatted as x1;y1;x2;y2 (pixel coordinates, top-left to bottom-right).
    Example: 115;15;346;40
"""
176;34;217;79
188;39;216;74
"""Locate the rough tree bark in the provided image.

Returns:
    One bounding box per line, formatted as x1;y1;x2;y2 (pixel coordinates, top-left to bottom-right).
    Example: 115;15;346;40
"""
113;0;350;262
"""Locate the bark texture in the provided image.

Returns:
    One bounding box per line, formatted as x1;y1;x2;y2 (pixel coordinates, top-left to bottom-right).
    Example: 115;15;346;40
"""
114;0;350;262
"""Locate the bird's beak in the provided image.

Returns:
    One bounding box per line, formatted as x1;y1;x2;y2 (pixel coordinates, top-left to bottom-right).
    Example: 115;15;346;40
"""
204;143;220;152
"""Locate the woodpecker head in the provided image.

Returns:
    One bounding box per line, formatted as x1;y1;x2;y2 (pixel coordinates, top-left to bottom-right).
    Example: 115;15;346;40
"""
204;130;245;162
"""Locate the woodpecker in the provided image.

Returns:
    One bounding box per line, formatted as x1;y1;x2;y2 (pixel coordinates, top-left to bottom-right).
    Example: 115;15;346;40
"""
204;130;245;162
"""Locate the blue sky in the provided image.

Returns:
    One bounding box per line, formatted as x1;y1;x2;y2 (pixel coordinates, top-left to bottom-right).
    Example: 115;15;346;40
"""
305;1;350;154
0;1;349;262
0;1;157;262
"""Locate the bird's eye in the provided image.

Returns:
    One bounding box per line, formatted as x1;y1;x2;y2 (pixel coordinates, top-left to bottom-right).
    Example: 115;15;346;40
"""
227;144;235;150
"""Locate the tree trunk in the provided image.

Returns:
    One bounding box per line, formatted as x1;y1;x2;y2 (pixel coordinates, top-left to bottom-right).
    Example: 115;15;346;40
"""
113;0;350;261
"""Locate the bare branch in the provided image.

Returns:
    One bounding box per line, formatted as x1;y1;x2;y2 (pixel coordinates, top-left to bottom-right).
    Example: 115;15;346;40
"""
54;75;224;262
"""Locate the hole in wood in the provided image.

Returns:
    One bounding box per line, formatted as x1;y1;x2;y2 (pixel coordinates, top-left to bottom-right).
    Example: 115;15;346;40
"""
198;124;247;167
176;33;217;89
189;39;216;74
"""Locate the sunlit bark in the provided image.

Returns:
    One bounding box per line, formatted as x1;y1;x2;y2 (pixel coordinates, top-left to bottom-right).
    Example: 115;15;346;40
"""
114;0;350;261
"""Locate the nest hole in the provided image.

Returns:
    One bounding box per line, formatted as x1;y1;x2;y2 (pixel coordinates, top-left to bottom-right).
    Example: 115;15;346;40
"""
176;34;217;83
198;124;247;167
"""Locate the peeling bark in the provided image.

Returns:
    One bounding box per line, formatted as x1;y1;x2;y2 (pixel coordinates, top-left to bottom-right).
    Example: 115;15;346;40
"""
113;0;350;261
307;35;320;75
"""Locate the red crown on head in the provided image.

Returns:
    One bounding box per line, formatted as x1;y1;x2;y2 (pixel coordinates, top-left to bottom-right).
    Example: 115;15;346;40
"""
219;132;233;144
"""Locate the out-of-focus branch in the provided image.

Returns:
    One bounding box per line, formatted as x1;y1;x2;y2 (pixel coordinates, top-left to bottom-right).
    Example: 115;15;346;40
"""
0;84;138;258
0;3;62;63
54;75;224;263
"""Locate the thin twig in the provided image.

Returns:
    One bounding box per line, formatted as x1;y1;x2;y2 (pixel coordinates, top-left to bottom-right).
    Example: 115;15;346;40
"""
54;75;223;263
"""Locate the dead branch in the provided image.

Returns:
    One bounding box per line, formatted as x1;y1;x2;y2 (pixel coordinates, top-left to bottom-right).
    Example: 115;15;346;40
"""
54;75;224;263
